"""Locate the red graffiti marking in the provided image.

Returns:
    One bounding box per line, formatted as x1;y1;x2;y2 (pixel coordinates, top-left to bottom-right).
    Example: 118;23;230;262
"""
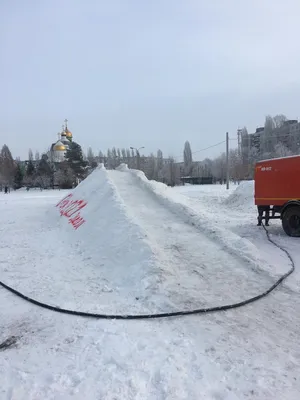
68;212;86;230
55;193;87;230
61;199;87;218
56;194;73;209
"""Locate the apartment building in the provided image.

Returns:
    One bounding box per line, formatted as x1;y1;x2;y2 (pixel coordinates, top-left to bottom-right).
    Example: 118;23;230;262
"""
240;120;300;162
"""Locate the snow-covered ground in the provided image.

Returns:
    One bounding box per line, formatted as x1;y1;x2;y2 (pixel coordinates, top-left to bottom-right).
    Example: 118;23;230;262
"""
0;167;300;399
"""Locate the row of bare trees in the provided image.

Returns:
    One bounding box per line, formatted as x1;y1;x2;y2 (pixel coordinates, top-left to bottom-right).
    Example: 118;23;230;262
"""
0;140;260;192
85;141;241;186
4;122;297;191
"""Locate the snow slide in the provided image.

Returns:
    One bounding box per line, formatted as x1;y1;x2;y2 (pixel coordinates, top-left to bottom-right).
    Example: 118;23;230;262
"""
105;166;275;308
122;168;271;274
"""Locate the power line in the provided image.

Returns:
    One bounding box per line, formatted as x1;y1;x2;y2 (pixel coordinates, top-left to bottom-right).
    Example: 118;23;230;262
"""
192;140;226;155
175;140;226;160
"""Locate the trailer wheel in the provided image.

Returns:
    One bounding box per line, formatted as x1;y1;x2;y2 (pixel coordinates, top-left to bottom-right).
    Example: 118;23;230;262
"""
282;206;300;237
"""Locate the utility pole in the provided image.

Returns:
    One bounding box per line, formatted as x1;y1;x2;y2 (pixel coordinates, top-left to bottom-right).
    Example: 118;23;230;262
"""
226;132;229;189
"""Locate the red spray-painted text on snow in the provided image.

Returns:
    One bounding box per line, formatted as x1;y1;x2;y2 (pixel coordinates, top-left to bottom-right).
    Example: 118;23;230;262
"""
56;193;87;230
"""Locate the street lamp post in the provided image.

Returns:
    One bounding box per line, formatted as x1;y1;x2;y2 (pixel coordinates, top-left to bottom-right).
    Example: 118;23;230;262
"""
130;146;144;170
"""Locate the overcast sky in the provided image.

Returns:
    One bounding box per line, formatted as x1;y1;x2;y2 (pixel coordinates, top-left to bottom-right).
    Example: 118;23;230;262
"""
1;0;300;161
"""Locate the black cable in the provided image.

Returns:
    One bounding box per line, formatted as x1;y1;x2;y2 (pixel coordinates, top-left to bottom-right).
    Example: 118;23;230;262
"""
0;224;295;320
191;141;226;155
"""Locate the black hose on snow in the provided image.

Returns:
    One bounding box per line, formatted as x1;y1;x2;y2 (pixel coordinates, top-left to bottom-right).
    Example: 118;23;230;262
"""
0;224;295;320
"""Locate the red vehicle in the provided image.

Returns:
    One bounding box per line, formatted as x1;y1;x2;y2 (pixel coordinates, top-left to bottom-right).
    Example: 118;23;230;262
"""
254;155;300;237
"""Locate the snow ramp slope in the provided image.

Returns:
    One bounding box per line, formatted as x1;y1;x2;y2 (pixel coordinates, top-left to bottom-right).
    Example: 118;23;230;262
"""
120;167;268;271
105;165;275;308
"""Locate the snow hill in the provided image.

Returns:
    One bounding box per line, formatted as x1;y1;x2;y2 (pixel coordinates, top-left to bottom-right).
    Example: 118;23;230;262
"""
48;164;279;313
56;166;260;271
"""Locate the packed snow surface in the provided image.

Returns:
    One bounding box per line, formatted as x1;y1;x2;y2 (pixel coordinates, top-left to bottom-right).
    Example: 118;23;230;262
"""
0;167;300;399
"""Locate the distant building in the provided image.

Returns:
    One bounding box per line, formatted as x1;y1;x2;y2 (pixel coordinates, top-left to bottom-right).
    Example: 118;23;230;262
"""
48;119;74;163
240;119;300;163
241;127;264;153
248;127;264;153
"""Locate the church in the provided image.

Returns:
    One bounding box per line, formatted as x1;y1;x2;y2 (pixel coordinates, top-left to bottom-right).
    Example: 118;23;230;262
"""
49;119;73;163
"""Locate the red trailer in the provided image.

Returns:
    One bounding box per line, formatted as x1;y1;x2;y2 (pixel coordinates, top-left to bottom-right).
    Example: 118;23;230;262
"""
254;155;300;236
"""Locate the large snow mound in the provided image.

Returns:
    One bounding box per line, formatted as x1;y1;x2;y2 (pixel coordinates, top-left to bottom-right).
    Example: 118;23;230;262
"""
34;165;163;312
223;181;255;210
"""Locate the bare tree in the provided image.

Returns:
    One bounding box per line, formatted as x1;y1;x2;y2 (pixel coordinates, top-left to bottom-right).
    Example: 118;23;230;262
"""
28;148;34;161
183;141;193;176
98;150;104;164
117;148;121;160
54;167;74;189
231;147;251;181
247;147;260;178
264;115;275;132
145;153;157;180
240;127;249;166
106;149;113;169
262;115;275;154
34;174;51;189
35;151;40;161
156;149;164;181
121;148;126;161
87;147;97;168
126;148;134;168
0;144;15;186
202;158;213;177
274;142;292;158
273;114;287;129
158;157;179;186
111;147;118;169
212;153;226;183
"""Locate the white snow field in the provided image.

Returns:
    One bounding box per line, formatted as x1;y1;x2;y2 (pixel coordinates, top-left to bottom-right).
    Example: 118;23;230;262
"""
0;166;300;400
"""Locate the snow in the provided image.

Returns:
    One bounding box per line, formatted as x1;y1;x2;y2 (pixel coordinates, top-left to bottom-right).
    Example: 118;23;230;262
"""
0;168;300;399
223;181;254;210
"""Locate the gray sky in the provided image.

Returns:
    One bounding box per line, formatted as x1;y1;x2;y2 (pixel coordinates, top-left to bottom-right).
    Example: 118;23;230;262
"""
1;0;300;161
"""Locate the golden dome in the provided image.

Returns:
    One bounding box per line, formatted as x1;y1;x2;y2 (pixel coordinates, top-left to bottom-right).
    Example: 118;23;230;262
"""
53;141;66;151
55;145;66;151
65;128;72;138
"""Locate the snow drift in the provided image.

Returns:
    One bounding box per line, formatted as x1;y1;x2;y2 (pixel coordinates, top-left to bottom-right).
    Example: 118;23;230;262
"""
223;181;255;210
